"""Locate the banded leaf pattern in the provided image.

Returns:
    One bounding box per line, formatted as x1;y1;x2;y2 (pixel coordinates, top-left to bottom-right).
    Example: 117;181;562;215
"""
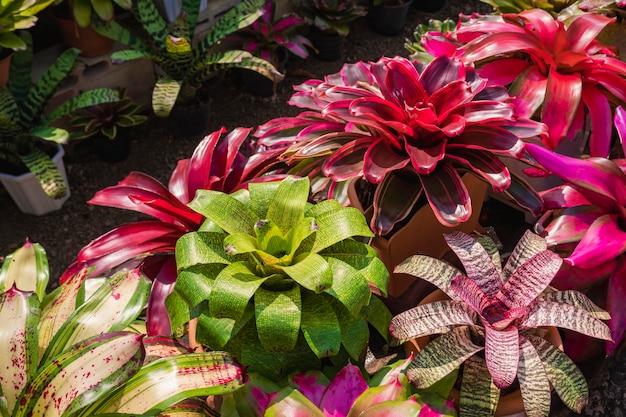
538;290;610;319
518;337;551;417
459;354;500;417
19;148;67;199
502;230;547;281
394;255;461;300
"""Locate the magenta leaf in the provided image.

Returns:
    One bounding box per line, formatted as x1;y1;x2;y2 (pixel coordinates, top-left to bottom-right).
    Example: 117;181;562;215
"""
567;214;626;269
541;69;582;148
581;84;611;157
420;164;471;227
319;362;368;417
484;325;519;389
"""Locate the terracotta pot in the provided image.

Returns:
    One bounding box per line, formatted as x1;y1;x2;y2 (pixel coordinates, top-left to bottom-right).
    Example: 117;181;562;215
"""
53;13;114;57
348;173;488;298
405;289;564;417
0;50;13;86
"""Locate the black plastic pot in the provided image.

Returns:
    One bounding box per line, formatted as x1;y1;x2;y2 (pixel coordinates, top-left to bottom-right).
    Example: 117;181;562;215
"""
414;0;445;12
93;133;131;163
368;0;414;36
242;48;289;97
168;98;212;139
307;26;344;61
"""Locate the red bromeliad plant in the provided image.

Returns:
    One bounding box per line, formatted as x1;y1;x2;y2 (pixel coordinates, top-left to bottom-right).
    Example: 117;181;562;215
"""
527;107;626;353
389;230;612;417
60;127;283;336
256;55;546;236
423;8;626;156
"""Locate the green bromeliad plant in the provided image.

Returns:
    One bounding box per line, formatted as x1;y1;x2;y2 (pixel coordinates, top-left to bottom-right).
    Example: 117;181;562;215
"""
167;176;391;378
93;0;281;117
0;31;119;199
0;0;56;52
0;241;245;416
389;230;612;417
479;0;577;14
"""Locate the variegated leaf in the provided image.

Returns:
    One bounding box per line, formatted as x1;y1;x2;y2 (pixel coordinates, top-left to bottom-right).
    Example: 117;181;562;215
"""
518;337;551;417
444;231;503;298
474;233;502;275
459;355;500;417
525;334;588;413
394;255;462;300
521;301;612;341
0;288;40;415
16;332;144;417
449;274;490;317
389;300;477;344
407;326;483;389
502;230;548;281
537;290;610;319
152;77;182;117
484;325;519;389
0;240;48;300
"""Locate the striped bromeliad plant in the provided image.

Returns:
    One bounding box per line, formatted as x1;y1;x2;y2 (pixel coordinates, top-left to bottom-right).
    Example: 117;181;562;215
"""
255;55;546;236
388;230;612;417
0;31;119;199
59;126;283;337
92;0;281;117
167;176;391;379
0;241;245;416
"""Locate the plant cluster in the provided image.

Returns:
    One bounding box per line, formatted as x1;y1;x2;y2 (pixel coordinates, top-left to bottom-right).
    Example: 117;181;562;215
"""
292;0;367;36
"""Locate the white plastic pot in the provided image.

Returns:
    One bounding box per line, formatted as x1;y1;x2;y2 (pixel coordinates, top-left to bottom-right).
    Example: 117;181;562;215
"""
0;144;70;215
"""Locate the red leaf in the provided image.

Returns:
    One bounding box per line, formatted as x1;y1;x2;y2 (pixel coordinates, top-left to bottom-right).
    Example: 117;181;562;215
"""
420;164;471;227
567;214;626;268
509;65;548;119
541;69;582;148
582;84;611;157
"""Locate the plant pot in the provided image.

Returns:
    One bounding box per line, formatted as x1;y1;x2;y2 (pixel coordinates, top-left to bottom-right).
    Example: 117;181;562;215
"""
348;173;488;298
0;49;13;86
368;0;414;36
92;133;132;163
414;0;445;12
242;49;289;97
0;144;70;215
168;98;212;139
405;289;564;417
53;12;114;57
307;26;344;61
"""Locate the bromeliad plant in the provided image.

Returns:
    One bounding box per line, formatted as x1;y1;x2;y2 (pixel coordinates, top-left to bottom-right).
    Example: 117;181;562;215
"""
255;54;546;236
292;0;367;37
0;241;245;416
423;8;626;156
0;0;56;52
389;230;612;417
0;31;119;199
167;176;391;378
222;356;456;417
93;0;281;117
479;0;578;15
59;127;283;336
230;0;313;64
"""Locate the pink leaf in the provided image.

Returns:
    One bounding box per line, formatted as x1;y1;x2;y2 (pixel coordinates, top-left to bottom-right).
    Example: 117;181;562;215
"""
541;69;582;148
319;363;368;417
509;65;548;119
567;214;626;268
582;84;611;157
607;261;626;354
484;325;519;389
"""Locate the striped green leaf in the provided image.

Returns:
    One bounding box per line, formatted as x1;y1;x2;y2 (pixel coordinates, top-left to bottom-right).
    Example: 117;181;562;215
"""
29;126;69;143
300;292;341;358
40;269;150;365
152;76;182;117
135;0;168;50
15;332;144;417
255;286;301;352
41;88;120;125
394;255;462;300
110;49;155;63
0;87;17;119
81;351;244;415
0;288;40;415
408;326;483;389
181;0;201;36
190;190;259;235
459;355;500;417
19;148;67;199
92;20;152;53
518;337;551;417
0;240;48;300
8;31;33;110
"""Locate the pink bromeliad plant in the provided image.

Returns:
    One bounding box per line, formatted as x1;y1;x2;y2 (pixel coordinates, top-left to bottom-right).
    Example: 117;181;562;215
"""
60;127;283;336
422;8;626;156
389;230;612;417
256;55;546;236
528;106;626;354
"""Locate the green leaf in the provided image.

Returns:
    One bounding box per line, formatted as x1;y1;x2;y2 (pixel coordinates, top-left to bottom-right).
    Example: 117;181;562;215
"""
518;337;552;417
311;206;373;253
152;77;182;117
40;269;150;365
459;355;500;417
394;255;462;300
266;176;309;233
0;289;40;415
16;332;144;417
300;292;341;358
43;88;120;125
255;286;301;352
175;231;232;271
224;232;260;256
72;0;93;27
19;148;68;199
284;217;319;260
0;240;49;300
197;306;254;350
282;253;332;293
254;219;288;258
84;351;243;415
190;190;258;235
29;126;69;143
325;257;370;315
265;387;325;417
209;263;267;321
247;180;282;218
362;295;392;342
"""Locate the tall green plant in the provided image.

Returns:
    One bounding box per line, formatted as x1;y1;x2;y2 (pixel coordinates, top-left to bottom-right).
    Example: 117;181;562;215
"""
0;31;119;198
167;176;391;378
93;0;281;117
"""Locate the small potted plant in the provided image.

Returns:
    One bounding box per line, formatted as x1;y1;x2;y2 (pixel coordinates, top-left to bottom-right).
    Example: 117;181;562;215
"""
292;0;367;60
93;0;281;136
231;0;313;96
0;31;119;215
166;176;391;379
69;87;148;162
389;230;612;416
368;0;415;36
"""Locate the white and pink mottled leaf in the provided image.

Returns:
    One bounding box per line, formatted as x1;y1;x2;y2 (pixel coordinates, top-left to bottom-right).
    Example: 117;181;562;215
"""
484;325;519;389
517;337;551;417
450;274;490;316
522;301;612;341
389;300;478;344
393;255;462;300
502;230;547;281
537;290;610;320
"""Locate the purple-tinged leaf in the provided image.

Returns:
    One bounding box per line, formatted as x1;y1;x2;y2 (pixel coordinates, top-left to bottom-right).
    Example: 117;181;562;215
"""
363;138;410;183
146;257;177;336
290;371;330;407
503;230;546;283
265;387;326;417
447;125;525;159
323;138;370;181
483;325;519;389
371;171;423;235
419;55;465;97
356;397;423;417
319;362;368;417
616;107;626;157
566;214;626;268
522;300;612;341
582;84;611;157
446;150;511;192
607;261;626;354
497;250;562;309
0;288;39;415
509;65;548;119
501;173;544;217
429;81;473;122
517;337;551;417
541;69;582;149
478;58;530;87
346;375;408;417
540;185;594;210
420;165;471;227
444;231;502;297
